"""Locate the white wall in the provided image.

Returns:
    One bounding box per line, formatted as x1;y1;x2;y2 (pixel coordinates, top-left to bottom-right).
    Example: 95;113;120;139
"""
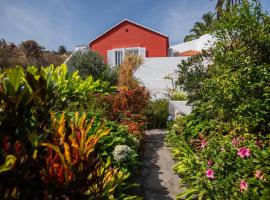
134;57;187;98
169;101;192;116
170;34;213;53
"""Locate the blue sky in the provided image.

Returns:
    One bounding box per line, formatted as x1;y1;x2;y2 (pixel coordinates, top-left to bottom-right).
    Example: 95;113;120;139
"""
1;0;270;51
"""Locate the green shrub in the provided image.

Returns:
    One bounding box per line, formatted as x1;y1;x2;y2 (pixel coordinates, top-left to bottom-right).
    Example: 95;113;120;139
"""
177;2;270;134
168;2;270;199
144;99;169;129
66;50;118;84
169;90;187;101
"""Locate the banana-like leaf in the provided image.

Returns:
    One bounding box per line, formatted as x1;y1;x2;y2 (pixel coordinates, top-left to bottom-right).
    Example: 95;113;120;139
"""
8;67;24;94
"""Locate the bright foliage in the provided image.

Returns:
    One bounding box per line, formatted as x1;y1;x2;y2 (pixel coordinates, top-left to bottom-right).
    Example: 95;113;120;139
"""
167;2;270;199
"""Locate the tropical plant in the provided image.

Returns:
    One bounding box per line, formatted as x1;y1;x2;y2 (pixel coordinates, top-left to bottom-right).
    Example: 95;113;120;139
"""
184;12;216;42
214;0;246;17
0;63;141;199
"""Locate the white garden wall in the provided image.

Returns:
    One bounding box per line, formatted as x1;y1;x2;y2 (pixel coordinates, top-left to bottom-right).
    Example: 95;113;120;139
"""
134;57;187;98
169;101;192;116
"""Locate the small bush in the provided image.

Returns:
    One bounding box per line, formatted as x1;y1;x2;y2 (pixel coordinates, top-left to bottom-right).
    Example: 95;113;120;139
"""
144;99;169;129
169;90;187;101
66;50;118;84
101;86;150;139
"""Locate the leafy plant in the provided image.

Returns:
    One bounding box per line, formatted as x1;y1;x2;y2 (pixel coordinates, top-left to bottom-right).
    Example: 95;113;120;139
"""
144;98;169;129
169;90;187;101
101;86;149;139
169;2;270;199
0;64;139;199
66;50;118;84
184;12;216;42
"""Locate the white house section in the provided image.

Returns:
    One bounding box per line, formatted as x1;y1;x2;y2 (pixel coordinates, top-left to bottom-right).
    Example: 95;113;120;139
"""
134;57;187;98
170;34;214;55
107;47;146;67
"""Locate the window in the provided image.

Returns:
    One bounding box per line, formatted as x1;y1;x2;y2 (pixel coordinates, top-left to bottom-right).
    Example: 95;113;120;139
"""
115;50;123;66
125;48;139;56
108;47;146;67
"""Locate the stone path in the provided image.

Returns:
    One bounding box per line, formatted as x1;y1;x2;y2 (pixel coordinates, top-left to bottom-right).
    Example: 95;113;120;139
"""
139;129;182;200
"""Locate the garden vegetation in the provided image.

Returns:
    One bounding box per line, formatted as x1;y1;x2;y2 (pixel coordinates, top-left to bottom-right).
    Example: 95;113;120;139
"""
0;54;146;199
167;1;270;199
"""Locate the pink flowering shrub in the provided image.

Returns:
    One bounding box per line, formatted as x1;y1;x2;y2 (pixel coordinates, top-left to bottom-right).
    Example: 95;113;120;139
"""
166;3;270;199
168;127;270;199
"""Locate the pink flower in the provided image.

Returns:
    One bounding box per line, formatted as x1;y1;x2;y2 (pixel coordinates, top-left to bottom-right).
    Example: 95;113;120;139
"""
206;169;215;179
207;160;213;166
201;139;207;149
232;137;239;147
237;147;251;158
255;170;265;180
239;180;248;192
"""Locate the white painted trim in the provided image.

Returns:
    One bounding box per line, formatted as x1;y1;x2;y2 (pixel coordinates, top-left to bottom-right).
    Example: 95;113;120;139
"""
108;47;146;67
89;19;168;45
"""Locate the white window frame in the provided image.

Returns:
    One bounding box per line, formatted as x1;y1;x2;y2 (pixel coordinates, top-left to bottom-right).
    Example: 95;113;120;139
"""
125;47;140;57
108;47;146;67
114;48;124;66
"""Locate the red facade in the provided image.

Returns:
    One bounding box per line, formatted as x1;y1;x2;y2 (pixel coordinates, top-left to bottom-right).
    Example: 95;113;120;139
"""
89;19;169;62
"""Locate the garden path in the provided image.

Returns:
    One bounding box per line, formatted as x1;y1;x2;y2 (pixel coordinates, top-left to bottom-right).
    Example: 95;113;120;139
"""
139;129;183;200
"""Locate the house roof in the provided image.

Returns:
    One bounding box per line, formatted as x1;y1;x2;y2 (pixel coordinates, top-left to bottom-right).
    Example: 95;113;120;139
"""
89;19;168;45
178;50;201;57
170;34;214;54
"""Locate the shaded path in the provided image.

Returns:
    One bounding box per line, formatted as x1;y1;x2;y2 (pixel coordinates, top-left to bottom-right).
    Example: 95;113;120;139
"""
139;129;182;200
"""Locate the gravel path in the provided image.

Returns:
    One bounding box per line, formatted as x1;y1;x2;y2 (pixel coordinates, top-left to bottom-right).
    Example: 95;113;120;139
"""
140;129;183;200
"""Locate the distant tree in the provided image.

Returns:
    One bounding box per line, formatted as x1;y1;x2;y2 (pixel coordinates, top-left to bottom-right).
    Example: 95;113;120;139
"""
0;39;18;69
20;40;43;59
58;45;67;54
66;50;118;84
184;12;216;42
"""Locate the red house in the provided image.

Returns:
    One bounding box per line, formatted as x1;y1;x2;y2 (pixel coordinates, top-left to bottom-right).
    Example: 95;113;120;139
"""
89;19;169;66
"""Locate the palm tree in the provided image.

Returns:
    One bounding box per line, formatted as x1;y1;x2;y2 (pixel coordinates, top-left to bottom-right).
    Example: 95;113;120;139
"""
214;0;259;18
184;12;215;42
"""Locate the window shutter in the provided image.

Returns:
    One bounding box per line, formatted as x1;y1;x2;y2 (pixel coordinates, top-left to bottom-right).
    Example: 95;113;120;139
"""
107;50;114;67
139;47;146;58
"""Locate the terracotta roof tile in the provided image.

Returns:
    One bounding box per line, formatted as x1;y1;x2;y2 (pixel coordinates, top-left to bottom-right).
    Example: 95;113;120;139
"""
178;50;201;57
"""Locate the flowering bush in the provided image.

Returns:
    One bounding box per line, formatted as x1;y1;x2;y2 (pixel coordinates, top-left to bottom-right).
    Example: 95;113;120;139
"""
167;124;270;199
167;3;270;199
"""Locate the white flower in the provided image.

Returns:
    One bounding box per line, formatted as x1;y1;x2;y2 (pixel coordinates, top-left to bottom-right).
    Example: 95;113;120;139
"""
113;145;133;162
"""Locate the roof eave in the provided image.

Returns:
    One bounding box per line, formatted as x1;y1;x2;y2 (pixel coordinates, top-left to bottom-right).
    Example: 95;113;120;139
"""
89;19;168;46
